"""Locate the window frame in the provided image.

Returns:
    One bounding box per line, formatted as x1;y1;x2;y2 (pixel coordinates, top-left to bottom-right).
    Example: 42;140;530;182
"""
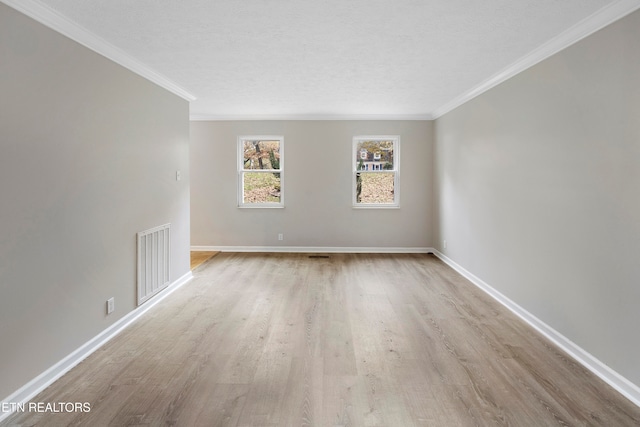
237;135;284;208
352;135;400;208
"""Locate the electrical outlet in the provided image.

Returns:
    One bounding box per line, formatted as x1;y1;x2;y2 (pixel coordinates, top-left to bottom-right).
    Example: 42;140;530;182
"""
176;170;181;181
106;297;115;315
443;240;447;249
278;233;284;241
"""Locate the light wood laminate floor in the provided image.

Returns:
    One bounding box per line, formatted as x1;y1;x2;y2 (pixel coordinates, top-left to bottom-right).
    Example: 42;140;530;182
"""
190;251;220;270
3;253;640;426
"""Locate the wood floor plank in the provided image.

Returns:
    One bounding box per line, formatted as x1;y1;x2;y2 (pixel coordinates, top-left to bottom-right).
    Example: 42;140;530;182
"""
190;251;220;270
321;375;367;427
174;383;249;427
3;253;640;426
279;356;324;427
321;258;358;378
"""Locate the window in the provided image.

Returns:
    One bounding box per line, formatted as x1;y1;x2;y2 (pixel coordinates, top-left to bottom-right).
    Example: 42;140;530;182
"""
353;136;399;207
238;136;284;208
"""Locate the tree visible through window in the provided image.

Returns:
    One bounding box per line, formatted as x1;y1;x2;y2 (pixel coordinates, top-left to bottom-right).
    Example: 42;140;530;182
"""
353;136;399;207
238;136;283;207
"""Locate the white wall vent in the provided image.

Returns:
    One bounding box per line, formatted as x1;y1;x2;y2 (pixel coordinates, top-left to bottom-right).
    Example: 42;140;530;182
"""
137;224;171;306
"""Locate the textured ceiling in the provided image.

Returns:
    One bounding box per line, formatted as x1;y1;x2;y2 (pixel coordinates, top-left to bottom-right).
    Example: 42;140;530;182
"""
25;0;624;118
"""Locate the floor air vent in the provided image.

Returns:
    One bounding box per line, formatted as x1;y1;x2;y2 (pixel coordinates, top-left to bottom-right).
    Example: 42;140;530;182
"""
309;255;330;258
137;224;171;306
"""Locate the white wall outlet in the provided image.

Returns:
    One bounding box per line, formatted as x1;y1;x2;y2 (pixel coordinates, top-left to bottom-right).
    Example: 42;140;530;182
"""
443;240;447;249
278;233;284;241
176;170;181;181
106;297;115;315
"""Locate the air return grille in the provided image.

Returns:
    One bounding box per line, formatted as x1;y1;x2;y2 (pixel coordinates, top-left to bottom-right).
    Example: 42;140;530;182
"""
137;224;170;306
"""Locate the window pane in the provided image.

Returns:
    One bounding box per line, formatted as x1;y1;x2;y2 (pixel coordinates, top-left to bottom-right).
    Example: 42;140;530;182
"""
356;172;395;204
355;140;394;171
243;172;281;204
243;140;281;170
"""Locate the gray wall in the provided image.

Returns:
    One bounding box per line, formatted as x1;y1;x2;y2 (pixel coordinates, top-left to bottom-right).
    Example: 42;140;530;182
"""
0;4;191;399
191;120;433;249
434;10;640;385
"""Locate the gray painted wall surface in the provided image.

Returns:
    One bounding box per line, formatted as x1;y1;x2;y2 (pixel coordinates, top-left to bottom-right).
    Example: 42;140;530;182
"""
434;10;640;385
0;4;191;399
191;120;433;249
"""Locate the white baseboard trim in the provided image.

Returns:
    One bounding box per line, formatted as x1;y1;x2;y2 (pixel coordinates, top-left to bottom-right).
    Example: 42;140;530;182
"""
432;250;640;408
191;245;434;254
0;271;193;423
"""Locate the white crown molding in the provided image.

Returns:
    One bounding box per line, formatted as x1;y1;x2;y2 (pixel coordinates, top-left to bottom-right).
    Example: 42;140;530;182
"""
191;245;433;254
0;271;193;423
1;0;196;102
432;250;640;408
431;0;640;119
189;114;434;121
6;0;637;123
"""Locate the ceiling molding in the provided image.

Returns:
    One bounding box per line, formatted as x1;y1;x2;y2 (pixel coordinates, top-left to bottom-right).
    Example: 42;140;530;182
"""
189;113;434;121
431;0;640;119
5;0;637;118
1;0;196;102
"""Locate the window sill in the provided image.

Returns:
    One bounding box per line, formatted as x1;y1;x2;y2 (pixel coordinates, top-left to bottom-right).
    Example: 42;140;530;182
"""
238;205;285;209
352;205;400;209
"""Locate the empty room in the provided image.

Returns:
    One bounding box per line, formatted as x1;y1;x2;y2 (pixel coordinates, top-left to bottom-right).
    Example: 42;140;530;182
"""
1;0;640;425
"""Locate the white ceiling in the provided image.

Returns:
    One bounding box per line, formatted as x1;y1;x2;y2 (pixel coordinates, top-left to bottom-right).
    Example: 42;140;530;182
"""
6;0;639;119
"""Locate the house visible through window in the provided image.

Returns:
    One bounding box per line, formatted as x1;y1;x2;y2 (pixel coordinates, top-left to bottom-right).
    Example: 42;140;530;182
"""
353;136;399;207
238;136;283;208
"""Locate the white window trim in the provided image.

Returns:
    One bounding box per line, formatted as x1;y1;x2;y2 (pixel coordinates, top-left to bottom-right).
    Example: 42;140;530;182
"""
352;135;400;209
238;135;284;208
